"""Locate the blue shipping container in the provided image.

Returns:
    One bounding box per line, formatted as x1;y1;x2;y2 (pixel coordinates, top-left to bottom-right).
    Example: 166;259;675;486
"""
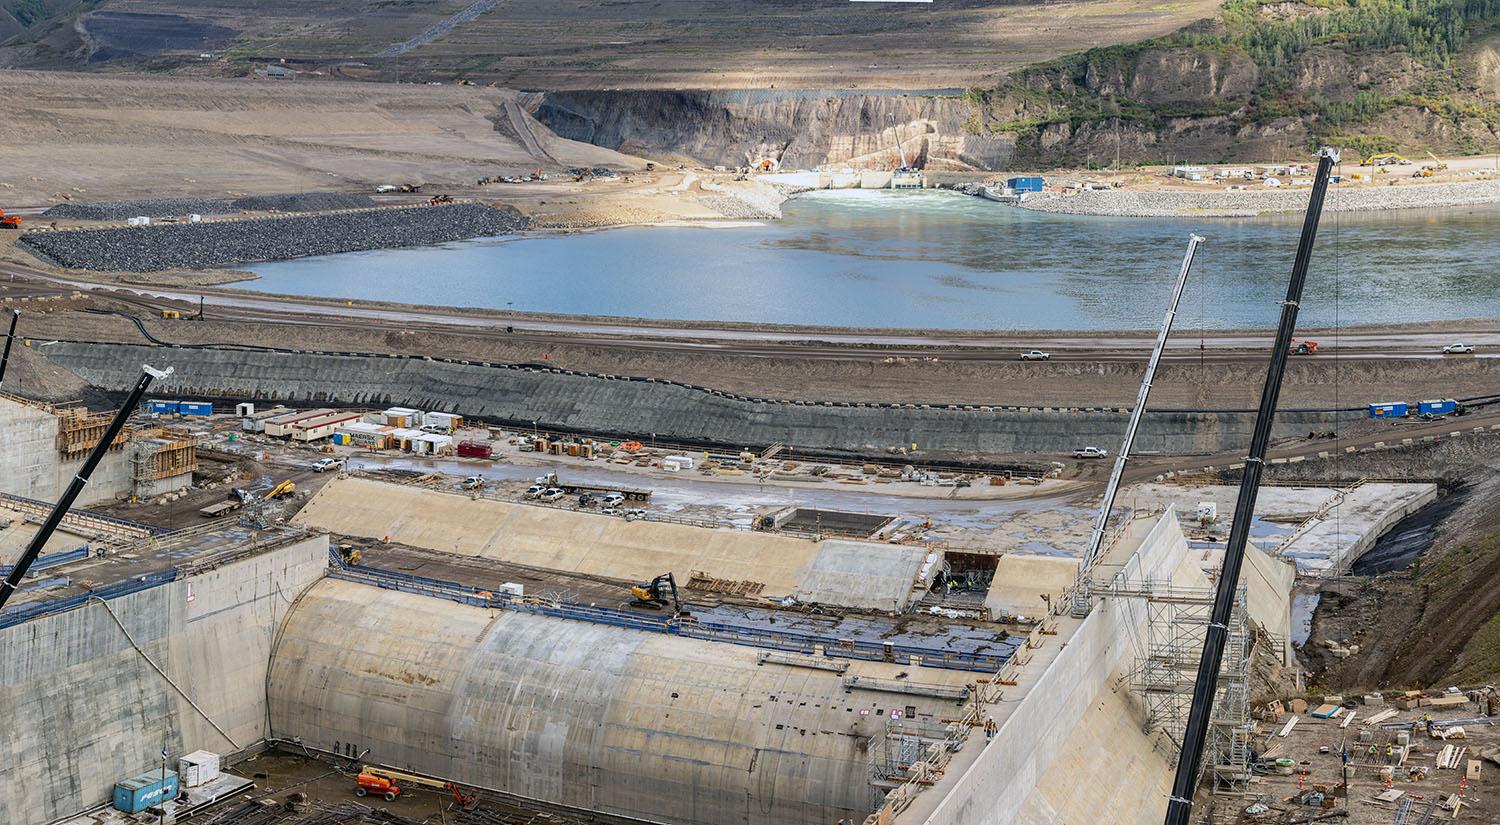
1368;402;1408;418
1007;176;1044;193
179;402;213;417
114;769;179;814
1418;398;1457;416
146;400;179;415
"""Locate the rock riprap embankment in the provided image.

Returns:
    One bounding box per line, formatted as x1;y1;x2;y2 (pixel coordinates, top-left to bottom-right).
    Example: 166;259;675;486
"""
1019;179;1500;217
20;204;524;272
42;192;379;220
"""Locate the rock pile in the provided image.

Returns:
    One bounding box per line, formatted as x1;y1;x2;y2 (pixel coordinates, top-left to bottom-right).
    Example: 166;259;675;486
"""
20;204;525;272
43;192;379;220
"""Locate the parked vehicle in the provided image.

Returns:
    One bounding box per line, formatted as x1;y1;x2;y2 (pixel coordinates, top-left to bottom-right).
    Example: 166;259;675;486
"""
460;476;484;490
601;507;621;516
311;458;341;473
524;484;546;498
601;492;626;507
1073;446;1108;459
538;487;566;502
1020;350;1051;361
623;508;648;521
578;493;595;507
1443;343;1474;354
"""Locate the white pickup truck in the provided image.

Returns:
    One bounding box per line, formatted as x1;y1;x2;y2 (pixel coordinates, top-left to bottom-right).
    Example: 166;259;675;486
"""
1020;350;1051;361
1073;446;1108;459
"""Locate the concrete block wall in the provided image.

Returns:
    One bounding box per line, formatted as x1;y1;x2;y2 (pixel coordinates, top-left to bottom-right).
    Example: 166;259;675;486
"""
41;343;1357;456
0;397;134;506
911;512;1190;825
0;535;328;822
268;578;976;825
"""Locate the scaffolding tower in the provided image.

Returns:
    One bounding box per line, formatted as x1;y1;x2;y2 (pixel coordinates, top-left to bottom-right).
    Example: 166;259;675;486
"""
1114;578;1253;793
129;430;198;483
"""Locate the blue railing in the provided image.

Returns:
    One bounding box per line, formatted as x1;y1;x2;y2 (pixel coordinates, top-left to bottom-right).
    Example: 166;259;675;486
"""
329;552;1011;674
0;545;89;576
0;569;176;630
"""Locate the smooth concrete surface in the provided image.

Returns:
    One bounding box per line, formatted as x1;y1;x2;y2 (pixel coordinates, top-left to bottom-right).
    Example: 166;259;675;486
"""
42;342;1357;455
984;554;1078;618
297;477;919;608
900;511;1191;825
0;535;328;822
267;578;976;825
1275;482;1438;575
1244;544;1297;651
0;507;94;560
793;540;929;611
0;396;134;506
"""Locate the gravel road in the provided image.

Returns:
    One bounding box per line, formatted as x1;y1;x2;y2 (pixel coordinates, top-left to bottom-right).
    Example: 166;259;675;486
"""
1019;178;1500;217
43;193;378;221
19;204;525;272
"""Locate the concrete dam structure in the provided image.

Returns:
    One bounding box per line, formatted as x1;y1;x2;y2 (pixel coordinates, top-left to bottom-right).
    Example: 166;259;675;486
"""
40;341;1358;456
268;578;972;825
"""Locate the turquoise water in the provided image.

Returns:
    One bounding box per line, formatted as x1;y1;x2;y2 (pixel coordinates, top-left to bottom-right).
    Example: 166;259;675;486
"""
240;190;1500;330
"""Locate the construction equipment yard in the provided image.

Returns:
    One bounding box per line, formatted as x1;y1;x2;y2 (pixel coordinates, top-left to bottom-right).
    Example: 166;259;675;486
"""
4;7;1500;824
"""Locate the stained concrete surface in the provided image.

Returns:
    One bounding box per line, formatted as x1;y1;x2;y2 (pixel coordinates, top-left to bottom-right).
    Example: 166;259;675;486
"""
0;534;328;822
297;476;925;609
268;577;979;825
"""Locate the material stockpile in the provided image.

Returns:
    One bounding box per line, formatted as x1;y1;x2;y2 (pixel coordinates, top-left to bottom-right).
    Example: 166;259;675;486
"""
19;204;526;271
42;193;379;220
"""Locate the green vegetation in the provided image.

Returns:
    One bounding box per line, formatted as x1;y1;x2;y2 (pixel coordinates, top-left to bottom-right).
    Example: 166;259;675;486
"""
977;0;1500;152
7;0;47;27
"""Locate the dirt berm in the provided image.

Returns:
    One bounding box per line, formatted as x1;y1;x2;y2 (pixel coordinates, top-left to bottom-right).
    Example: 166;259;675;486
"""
39;340;1356;459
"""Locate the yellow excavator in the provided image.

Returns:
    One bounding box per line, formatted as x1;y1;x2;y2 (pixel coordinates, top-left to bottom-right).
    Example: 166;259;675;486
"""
1360;152;1409;167
630;572;687;615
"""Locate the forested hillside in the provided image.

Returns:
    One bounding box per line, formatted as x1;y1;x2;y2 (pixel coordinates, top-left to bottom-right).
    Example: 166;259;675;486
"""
973;0;1500;164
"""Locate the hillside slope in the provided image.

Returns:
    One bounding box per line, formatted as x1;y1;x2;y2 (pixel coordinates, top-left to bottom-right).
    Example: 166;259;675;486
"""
972;0;1500;164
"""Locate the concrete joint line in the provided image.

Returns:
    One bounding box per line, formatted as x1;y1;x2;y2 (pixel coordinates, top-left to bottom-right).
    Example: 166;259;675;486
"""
90;596;242;749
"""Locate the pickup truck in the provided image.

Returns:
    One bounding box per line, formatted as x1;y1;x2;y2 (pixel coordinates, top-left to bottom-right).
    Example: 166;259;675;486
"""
1073;446;1108;459
1442;343;1474;354
1020;350;1051;361
311;458;341;473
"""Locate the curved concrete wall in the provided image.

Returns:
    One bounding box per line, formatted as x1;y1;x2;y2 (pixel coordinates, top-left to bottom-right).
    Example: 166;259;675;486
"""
41;341;1356;455
268;579;973;825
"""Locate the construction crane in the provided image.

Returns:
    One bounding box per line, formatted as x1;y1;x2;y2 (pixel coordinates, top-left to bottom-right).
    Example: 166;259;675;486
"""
0;309;19;390
355;765;477;809
1425;151;1448;171
0;364;171;614
1071;235;1203;615
1163;147;1340;825
630;572;686;614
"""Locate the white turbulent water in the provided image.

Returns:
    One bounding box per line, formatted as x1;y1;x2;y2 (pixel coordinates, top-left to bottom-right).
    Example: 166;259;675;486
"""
241;190;1500;331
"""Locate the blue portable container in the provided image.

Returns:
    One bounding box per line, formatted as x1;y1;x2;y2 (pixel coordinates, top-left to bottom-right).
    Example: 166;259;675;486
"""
179;401;213;417
1367;402;1408;419
113;769;179;814
146;400;180;415
1006;176;1044;193
1418;398;1457;416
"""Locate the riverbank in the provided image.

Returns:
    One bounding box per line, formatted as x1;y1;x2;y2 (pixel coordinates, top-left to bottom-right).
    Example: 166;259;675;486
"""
16;204;526;272
1016;176;1500;217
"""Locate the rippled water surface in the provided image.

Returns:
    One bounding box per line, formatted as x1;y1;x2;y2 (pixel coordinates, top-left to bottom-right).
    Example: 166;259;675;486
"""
241;190;1500;330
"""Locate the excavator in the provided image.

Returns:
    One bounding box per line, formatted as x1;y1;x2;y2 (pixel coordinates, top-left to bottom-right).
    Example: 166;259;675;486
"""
630;572;687;615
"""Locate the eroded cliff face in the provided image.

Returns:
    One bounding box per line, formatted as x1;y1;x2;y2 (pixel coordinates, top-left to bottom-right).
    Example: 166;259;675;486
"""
534;34;1500;172
531;90;1014;171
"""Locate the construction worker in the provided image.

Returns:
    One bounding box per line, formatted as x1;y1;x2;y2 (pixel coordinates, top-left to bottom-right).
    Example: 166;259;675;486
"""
1385;743;1394;764
984;716;997;741
1367;744;1377;761
1425;714;1435;737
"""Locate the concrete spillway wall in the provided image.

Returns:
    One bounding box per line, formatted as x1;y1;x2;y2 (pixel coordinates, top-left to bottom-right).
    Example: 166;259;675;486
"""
909;513;1192;825
0;396;135;505
267;578;974;825
42;342;1357;456
0;535;328;822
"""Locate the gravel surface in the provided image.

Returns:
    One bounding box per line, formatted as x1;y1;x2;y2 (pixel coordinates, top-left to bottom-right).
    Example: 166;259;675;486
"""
1019;178;1500;217
42;192;379;220
19;204;525;272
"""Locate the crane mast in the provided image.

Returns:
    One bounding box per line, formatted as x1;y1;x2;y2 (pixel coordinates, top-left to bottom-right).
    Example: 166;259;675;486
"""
1072;234;1204;616
1164;147;1340;825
